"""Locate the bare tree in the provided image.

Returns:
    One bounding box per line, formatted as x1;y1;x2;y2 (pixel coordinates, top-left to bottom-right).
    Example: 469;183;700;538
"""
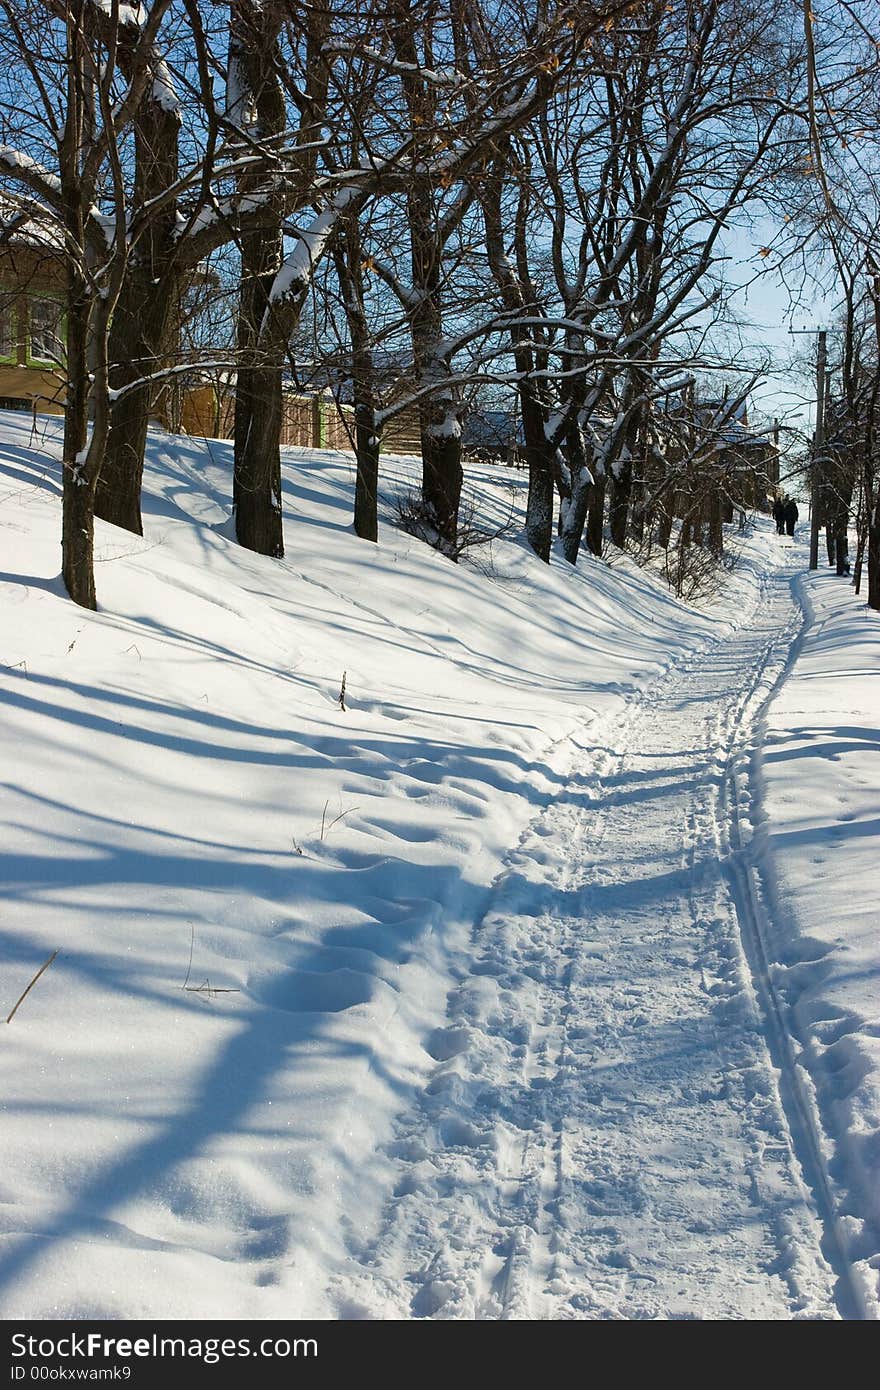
782;0;880;605
0;0;174;607
475;0;798;567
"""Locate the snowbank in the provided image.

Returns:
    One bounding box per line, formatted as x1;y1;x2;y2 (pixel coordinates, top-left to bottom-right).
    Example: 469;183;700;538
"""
0;408;860;1318
758;559;880;1308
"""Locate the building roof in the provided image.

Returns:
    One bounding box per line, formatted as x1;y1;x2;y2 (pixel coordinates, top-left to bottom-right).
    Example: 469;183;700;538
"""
0;197;65;262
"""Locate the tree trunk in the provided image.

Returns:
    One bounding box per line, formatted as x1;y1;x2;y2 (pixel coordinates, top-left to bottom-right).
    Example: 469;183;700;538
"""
525;453;554;560
834;507;849;574
413;335;462;554
61;228;118;609
233;219;284;552
387;2;463;553
833;475;854;574
353;401;380;543
521;388;555;562
96;28;181;535
656;480;673;550
481;154;561;562
560;426;594;564
234;359;284;556
586;469;606;556
59;44;98;612
561;477;595;564
61;284;96;609
868;504;880;611
62;464;97;611
333;227;380;542
422;420;463;554
631;487;646;544
97;265;180;534
609;454;632;548
230;1;287;556
96;393;148;535
708;490;724;556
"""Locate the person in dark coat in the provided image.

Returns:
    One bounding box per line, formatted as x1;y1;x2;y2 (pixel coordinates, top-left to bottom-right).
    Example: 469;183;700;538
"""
784;497;799;537
772;496;786;534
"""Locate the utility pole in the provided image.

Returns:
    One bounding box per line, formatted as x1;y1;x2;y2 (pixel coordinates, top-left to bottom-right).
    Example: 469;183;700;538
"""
791;326;828;570
809;329;827;570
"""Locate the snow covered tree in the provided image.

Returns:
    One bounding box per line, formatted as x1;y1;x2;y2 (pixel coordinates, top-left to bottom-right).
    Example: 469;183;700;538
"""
92;0;183;537
786;0;880;607
0;0;175;607
475;0;800;565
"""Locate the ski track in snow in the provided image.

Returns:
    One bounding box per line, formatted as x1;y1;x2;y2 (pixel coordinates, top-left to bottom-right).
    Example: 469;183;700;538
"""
330;554;854;1321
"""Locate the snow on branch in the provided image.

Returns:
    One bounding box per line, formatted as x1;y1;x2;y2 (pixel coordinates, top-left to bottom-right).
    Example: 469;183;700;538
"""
108;358;238;401
0;148;111;250
272;194;358;307
324;43;473;90
0;147;63;199
150;57;180;115
88;0;145;29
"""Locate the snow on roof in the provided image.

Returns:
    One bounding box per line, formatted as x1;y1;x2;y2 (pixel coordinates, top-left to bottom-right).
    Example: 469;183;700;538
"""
0;195;65;257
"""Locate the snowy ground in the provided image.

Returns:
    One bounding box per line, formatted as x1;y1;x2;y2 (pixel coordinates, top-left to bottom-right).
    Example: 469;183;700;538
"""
0;411;877;1319
759;561;880;1314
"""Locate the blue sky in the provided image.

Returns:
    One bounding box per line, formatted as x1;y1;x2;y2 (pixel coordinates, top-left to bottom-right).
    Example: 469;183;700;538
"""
720;219;838;440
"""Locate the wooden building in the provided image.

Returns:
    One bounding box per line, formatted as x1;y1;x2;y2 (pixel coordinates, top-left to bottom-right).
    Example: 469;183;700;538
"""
0;211;423;457
0;220;66;417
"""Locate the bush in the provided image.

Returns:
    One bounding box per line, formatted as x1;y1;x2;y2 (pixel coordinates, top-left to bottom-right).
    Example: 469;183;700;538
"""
392;487;514;571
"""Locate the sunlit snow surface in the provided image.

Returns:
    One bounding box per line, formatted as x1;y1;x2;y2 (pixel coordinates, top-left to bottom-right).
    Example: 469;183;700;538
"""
0;412;876;1319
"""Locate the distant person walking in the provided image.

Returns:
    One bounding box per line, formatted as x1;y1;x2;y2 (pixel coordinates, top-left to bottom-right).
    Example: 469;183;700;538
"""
784;497;799;537
772;496;785;535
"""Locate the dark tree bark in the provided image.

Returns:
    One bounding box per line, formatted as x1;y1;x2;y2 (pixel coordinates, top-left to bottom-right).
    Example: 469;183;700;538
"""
608;373;652;550
409;213;463;554
233;226;285;557
234;354;284;555
559;429;596;564
389;2;465;554
61;255;95;609
655;482;674;550
58;22;99;610
420;421;463;553
868;498;880;610
229;0;287;557
229;0;332;558
631;485;646;544
353;401;381;543
609;454;632;548
333;223;380;541
96;53;181;536
707;487;724;556
482;157;557;561
54;5;169;602
867;276;880;610
585;468;606;556
516;397;556;559
61;225;119;607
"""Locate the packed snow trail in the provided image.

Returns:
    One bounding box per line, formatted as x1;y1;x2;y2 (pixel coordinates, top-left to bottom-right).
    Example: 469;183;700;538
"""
332;554;853;1320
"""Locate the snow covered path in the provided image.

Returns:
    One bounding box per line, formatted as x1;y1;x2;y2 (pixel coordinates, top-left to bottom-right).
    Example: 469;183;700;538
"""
333;555;855;1321
4;422;876;1323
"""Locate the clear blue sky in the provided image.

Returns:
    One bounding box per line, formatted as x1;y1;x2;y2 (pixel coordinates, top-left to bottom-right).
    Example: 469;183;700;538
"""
719;219;838;440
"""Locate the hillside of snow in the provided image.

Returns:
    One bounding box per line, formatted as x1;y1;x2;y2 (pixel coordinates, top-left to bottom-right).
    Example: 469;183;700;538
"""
0;410;877;1319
